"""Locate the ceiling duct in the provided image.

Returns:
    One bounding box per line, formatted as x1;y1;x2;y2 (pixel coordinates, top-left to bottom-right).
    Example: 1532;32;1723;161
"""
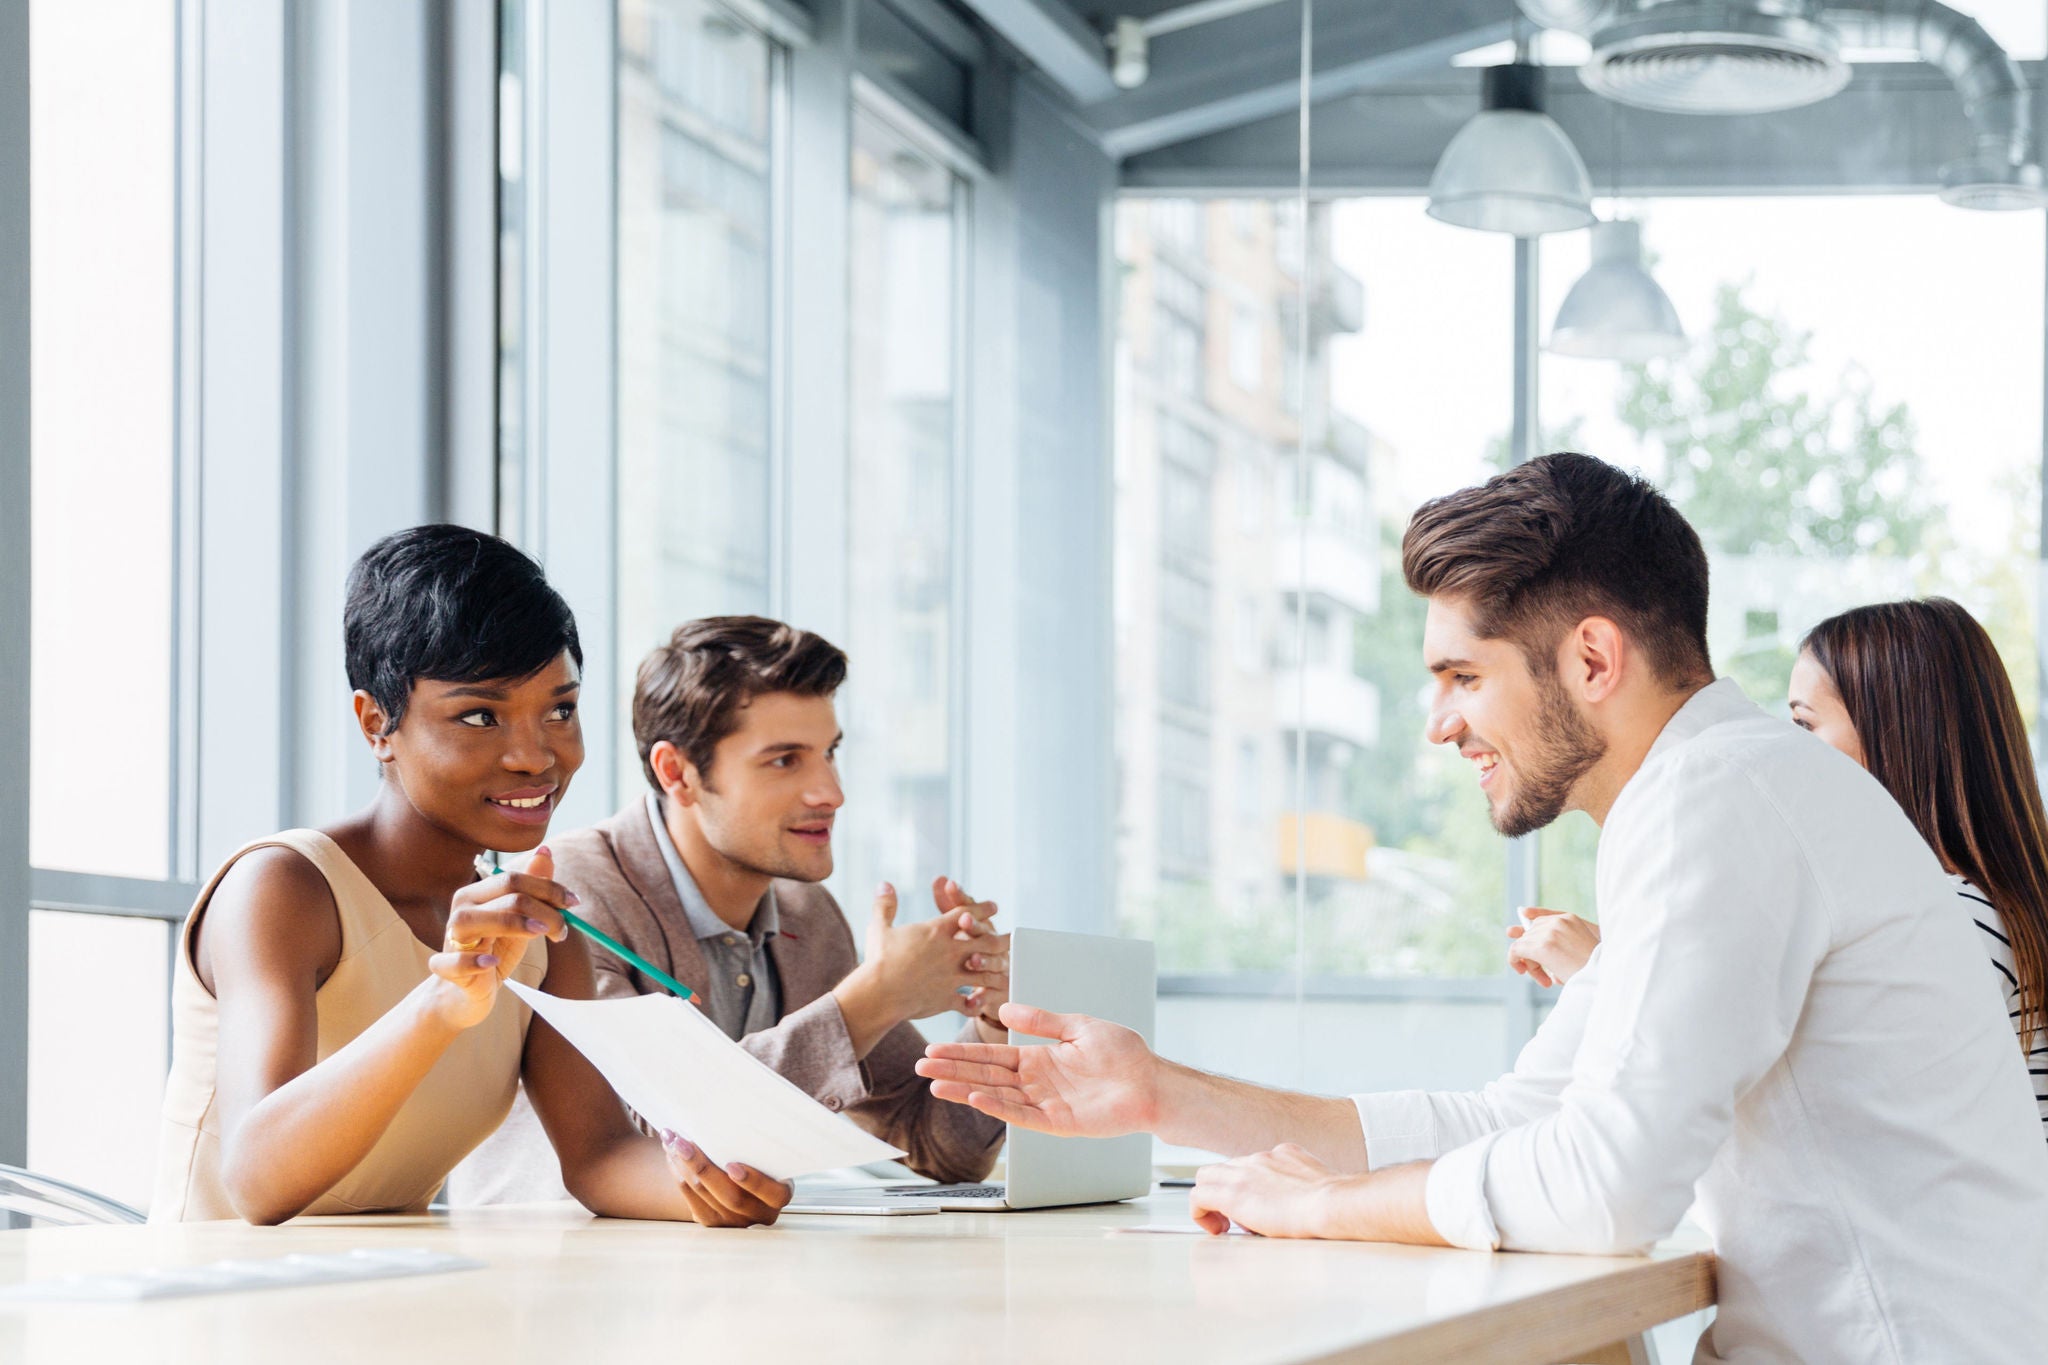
1520;0;2046;207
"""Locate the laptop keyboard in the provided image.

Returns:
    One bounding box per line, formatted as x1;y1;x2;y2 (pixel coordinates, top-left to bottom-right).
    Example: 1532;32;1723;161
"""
891;1184;1006;1199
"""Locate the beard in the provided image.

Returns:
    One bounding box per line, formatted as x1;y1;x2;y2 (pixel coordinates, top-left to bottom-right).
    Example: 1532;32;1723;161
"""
1488;671;1607;839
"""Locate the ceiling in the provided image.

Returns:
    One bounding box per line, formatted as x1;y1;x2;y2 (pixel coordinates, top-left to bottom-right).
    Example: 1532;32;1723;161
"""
949;0;2046;195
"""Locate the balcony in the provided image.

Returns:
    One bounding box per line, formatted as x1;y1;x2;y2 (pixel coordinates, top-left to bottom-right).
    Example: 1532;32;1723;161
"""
1276;811;1374;882
1273;524;1379;617
1275;665;1379;750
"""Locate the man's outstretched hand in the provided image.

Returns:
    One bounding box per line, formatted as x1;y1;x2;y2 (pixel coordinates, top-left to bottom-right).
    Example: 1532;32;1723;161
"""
916;1002;1160;1138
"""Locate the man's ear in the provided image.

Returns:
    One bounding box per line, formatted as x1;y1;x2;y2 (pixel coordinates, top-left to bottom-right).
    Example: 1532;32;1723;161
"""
649;740;702;808
352;690;397;763
1569;617;1628;704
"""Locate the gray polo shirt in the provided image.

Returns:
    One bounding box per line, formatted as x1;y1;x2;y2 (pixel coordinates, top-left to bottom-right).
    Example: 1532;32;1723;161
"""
644;793;783;1041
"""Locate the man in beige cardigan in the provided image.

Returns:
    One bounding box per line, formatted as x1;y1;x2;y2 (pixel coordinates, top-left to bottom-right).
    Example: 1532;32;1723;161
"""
453;617;1008;1203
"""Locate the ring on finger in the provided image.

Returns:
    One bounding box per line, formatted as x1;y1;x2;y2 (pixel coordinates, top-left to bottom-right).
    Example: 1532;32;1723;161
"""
450;936;484;953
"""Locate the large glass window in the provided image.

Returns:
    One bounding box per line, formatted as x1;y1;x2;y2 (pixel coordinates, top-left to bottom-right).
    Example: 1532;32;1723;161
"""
25;0;182;1208
28;0;177;880
1536;196;2045;910
838;107;963;914
614;0;782;798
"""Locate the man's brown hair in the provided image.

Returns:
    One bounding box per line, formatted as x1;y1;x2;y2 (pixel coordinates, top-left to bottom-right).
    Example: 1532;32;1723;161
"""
1401;452;1713;687
633;616;848;791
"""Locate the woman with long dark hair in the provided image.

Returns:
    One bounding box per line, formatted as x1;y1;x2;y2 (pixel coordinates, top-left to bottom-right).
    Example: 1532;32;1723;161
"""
1509;597;2047;1137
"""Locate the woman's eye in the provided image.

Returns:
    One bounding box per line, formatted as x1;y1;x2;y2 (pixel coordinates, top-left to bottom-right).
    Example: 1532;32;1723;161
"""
457;709;496;728
549;702;578;721
1454;674;1477;688
1792;717;1812;732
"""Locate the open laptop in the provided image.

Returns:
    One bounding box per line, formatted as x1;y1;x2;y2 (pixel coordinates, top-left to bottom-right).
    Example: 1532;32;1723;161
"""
784;927;1156;1214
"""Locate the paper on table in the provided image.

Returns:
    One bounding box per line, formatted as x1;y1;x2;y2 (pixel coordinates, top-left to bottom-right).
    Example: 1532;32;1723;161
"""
506;981;904;1181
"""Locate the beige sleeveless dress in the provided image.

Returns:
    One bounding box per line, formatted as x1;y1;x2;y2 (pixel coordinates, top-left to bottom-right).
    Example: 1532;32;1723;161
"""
151;829;547;1221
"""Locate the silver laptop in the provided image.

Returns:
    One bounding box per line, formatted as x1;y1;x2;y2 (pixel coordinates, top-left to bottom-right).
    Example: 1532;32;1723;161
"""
785;927;1156;1214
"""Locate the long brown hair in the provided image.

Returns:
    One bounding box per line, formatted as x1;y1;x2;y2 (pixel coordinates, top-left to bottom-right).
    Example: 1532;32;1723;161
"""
1803;598;2048;1049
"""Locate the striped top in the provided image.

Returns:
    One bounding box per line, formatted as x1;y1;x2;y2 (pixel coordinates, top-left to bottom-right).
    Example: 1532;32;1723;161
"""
1955;876;2048;1139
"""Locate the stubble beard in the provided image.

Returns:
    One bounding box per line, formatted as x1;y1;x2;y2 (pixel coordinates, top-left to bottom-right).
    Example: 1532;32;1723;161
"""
1489;672;1607;840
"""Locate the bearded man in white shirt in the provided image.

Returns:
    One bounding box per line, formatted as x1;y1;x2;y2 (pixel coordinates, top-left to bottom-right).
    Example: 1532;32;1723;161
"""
918;452;2048;1362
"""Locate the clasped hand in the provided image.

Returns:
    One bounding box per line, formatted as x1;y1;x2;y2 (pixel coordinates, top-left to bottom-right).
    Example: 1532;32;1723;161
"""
863;877;1011;1027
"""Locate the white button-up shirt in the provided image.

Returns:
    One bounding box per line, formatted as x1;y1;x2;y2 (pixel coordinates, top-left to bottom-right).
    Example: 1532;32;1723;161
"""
1355;679;2048;1362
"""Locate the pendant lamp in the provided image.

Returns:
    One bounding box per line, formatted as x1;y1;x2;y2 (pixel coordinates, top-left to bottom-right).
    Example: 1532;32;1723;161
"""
1427;62;1596;236
1547;218;1687;361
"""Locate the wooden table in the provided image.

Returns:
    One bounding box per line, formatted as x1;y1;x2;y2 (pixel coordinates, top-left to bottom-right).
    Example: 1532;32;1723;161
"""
0;1192;1713;1364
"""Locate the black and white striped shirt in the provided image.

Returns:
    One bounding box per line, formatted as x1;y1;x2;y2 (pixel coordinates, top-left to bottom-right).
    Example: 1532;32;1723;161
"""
1955;876;2048;1139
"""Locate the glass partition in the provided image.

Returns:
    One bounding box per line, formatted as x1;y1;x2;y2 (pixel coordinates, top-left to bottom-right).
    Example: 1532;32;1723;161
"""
835;105;967;917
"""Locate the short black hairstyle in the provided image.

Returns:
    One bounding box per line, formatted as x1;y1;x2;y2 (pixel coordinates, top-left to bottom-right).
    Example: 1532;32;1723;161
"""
345;524;583;734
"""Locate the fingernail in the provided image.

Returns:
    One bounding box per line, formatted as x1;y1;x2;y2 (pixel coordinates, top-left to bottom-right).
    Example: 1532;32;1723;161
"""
566;891;581;906
536;845;551;858
968;956;982;970
477;953;499;967
876;882;892;896
725;1163;747;1181
673;1137;697;1158
526;918;548;933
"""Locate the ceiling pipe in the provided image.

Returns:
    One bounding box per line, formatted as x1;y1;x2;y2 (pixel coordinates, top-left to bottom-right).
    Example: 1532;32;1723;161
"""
1829;0;2046;206
1514;0;2045;208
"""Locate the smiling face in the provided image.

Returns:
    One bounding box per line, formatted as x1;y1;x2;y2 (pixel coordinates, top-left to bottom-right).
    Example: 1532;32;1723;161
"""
364;649;585;852
665;690;845;884
1422;596;1607;838
1787;649;1866;768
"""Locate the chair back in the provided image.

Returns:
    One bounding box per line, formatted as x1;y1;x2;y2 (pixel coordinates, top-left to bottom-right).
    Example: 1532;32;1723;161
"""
0;1164;147;1227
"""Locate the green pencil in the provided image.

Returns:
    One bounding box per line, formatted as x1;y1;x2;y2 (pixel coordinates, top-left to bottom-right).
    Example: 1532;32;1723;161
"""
492;854;695;1002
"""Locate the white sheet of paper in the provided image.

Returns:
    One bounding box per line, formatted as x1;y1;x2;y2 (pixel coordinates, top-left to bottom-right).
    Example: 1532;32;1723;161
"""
506;981;905;1181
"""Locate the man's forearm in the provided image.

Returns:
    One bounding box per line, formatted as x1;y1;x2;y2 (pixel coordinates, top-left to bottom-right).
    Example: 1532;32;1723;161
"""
1325;1161;1447;1244
1150;1062;1370;1172
829;966;900;1059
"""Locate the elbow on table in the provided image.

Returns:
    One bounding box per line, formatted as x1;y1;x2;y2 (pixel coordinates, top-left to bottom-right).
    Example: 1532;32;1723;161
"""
1546;1181;1690;1257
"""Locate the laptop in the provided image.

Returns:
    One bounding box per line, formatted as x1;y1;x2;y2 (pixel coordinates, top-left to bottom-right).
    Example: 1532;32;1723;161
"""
784;927;1156;1214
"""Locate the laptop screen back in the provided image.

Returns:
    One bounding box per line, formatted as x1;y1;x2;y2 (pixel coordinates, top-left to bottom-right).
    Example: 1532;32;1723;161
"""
1002;929;1157;1209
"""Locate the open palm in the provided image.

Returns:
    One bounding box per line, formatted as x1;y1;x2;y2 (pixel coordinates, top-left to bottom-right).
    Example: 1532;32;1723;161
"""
916;1002;1158;1138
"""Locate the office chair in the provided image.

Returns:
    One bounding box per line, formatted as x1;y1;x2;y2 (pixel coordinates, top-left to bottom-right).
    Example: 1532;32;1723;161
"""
0;1163;147;1227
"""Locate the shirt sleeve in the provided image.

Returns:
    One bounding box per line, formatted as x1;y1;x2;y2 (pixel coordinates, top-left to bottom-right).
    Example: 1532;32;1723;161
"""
1353;954;1599;1169
1425;751;1831;1255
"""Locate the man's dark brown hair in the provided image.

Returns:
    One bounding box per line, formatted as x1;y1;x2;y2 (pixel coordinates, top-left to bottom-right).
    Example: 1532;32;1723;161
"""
1401;452;1713;687
634;616;848;791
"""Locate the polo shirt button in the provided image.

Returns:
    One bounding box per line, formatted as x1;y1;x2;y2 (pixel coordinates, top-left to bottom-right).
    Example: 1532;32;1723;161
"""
825;1096;842;1111
737;973;752;988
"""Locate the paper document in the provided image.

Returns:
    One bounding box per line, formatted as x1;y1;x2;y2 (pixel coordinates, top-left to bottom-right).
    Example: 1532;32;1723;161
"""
506;982;905;1180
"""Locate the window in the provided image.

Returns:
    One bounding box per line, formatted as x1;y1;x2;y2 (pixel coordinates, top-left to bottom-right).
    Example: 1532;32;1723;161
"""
26;0;183;1209
1228;303;1264;392
614;0;782;799
1537;195;2045;909
29;0;177;880
1115;197;1516;981
839;106;964;912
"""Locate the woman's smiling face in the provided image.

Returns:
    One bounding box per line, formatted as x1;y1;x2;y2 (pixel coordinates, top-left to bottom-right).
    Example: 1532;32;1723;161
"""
365;649;586;852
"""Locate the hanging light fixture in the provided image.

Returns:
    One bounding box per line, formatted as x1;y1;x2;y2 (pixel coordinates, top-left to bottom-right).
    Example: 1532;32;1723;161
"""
1426;60;1596;236
1547;218;1686;361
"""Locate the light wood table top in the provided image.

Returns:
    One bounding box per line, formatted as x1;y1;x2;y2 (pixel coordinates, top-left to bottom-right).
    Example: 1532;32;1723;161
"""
0;1192;1713;1365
